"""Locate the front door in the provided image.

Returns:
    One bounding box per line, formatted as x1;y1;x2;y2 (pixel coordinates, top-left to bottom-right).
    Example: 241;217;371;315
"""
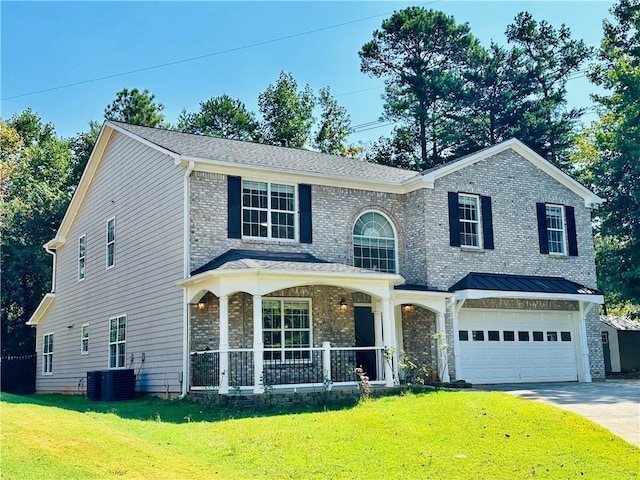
354;306;377;380
602;331;612;374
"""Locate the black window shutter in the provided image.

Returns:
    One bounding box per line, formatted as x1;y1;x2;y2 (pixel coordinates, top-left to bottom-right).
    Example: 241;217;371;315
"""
566;206;579;256
481;196;494;250
227;176;241;239
448;192;460;247
299;184;312;244
536;202;549;254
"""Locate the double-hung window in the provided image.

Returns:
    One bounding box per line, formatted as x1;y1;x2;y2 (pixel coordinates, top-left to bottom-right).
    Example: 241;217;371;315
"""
81;324;89;354
262;299;311;362
109;315;126;368
536;202;578;256
78;235;86;281
106;218;116;268
545;204;566;254
43;333;53;374
242;181;296;240
458;194;481;248
448;192;494;250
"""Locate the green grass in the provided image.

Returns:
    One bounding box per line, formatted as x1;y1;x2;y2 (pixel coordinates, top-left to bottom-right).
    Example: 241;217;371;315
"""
1;391;638;479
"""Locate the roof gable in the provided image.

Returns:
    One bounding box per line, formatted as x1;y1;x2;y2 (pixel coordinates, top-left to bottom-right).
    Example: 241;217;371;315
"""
420;139;603;207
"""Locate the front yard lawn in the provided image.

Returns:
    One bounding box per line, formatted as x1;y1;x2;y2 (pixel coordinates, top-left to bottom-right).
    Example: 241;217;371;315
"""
1;390;638;479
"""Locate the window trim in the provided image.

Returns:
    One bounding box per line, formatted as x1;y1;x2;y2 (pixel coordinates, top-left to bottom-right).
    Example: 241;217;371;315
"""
78;234;86;281
352;209;399;274
43;332;54;375
458;193;482;249
108;315;127;369
545;204;567;256
241;179;298;242
262;298;313;364
81;324;89;355
106;217;116;269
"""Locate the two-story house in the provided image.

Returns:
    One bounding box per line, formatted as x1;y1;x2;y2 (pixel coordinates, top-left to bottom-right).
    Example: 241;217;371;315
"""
28;121;605;397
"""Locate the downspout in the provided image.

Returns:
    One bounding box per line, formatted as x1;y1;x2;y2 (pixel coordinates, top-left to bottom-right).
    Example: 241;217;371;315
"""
179;160;195;399
45;245;57;293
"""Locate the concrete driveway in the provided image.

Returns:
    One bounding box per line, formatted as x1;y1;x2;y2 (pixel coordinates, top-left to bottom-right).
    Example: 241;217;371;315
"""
479;379;640;447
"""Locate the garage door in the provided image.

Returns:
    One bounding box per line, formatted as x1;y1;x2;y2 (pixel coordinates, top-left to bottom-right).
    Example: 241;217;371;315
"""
457;309;578;384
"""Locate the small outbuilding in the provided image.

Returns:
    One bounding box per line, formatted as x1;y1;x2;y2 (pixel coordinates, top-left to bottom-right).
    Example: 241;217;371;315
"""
600;315;640;374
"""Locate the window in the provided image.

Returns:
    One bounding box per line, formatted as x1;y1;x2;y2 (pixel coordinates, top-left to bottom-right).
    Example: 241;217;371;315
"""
561;331;572;342
459;330;469;341
503;331;515;341
43;333;53;374
353;211;397;273
263;299;311;361
601;332;608;344
106;218;115;268
518;331;530;341
242;180;296;240
78;235;86;281
547;331;558;342
448;192;494;250
546;205;566;254
533;331;544;342
109;316;126;368
472;330;484;341
488;330;500;341
81;324;89;354
458;194;481;247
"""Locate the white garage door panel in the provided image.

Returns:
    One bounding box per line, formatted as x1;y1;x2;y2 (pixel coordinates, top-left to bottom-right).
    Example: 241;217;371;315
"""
458;310;578;384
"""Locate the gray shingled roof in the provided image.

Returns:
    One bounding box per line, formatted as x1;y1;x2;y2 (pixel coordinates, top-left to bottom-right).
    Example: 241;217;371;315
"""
600;315;640;331
109;121;418;184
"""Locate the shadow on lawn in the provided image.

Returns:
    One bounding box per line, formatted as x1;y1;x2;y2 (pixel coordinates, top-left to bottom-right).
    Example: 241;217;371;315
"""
1;389;420;424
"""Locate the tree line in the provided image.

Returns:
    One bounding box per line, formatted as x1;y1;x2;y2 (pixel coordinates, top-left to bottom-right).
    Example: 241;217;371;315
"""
1;1;638;354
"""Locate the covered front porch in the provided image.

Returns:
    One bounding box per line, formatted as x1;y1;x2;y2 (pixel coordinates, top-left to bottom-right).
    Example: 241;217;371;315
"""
180;250;450;394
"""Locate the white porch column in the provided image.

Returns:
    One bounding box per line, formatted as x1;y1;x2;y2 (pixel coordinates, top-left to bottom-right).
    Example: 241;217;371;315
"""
218;295;230;394
436;312;450;383
578;302;593;382
322;341;332;383
373;304;384;381
253;294;264;393
382;297;398;386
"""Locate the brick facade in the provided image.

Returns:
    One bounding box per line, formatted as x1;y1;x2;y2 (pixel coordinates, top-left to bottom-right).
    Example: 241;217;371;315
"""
189;147;604;384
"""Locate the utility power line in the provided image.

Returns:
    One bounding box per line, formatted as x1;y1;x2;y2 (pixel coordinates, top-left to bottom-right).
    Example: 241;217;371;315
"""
3;1;441;102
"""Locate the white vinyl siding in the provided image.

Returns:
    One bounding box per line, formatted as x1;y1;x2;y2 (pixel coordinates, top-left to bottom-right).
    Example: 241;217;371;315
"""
34;132;184;394
106;217;116;268
78;235;86;281
43;333;53;375
546;204;566;255
242;180;296;240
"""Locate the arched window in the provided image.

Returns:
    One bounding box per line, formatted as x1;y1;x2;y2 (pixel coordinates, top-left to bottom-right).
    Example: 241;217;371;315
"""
353;211;397;273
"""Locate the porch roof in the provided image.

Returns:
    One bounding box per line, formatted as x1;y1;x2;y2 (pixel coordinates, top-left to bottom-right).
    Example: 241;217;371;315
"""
450;272;604;304
181;249;404;301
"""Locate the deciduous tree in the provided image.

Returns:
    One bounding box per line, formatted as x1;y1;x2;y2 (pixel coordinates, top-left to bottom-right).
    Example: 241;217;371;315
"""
257;71;315;148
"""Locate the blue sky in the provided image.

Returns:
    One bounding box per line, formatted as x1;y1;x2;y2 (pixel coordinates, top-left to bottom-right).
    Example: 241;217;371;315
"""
1;1;613;146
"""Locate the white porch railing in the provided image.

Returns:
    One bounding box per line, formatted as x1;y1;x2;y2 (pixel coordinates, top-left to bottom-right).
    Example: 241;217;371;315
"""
190;344;389;392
